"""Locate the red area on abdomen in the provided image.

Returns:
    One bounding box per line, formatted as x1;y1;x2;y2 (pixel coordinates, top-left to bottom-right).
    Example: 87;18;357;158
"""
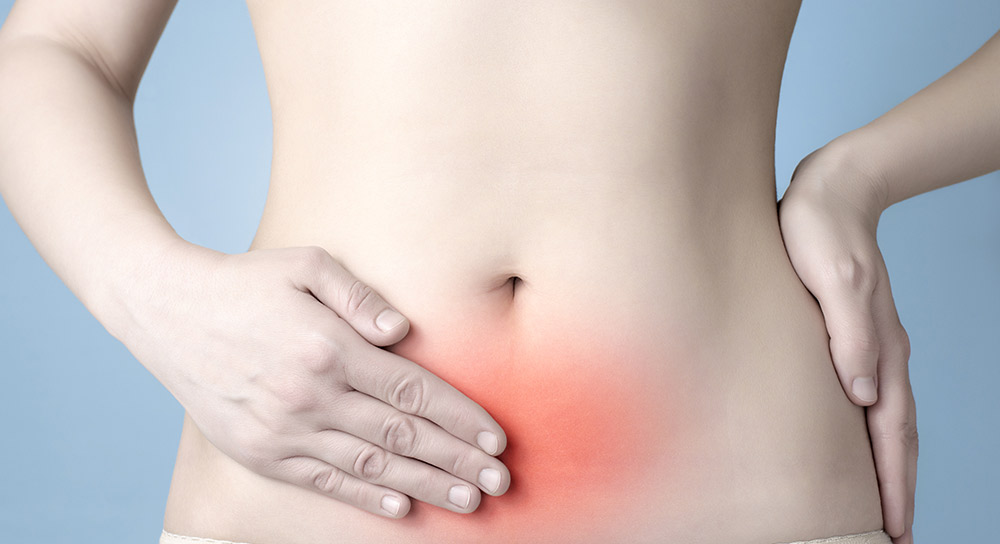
379;311;684;543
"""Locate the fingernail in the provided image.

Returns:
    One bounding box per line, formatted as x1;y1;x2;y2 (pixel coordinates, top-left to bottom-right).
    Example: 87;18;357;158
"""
476;431;499;455
375;309;406;332
479;468;501;494
852;376;877;403
448;485;471;509
381;494;401;516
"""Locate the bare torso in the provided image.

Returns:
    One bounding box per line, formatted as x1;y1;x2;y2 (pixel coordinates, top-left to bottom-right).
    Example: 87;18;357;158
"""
163;2;883;542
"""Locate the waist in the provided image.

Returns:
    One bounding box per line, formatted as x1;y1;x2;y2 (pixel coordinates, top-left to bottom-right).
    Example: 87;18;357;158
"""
252;163;781;292
164;170;883;543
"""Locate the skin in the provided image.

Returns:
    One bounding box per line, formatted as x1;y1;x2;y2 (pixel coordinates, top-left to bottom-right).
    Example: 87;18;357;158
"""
780;27;1000;542
1;0;997;542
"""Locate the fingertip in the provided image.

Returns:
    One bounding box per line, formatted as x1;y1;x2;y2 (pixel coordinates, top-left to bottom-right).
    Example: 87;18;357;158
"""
371;308;410;345
375;308;406;330
489;427;508;456
882;505;905;540
477;464;511;497
494;467;512;496
853;394;877;407
396;496;412;517
851;376;878;405
466;486;484;513
476;431;501;455
375;308;408;331
446;483;481;513
380;494;410;518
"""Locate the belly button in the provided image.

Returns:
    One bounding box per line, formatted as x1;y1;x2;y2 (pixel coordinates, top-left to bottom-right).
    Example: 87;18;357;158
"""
508;275;522;298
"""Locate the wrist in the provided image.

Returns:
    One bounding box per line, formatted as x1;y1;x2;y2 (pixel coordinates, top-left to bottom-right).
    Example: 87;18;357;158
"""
785;131;891;226
92;232;217;343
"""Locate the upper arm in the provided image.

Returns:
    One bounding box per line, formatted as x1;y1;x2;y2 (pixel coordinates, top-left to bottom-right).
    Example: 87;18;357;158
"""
0;0;178;99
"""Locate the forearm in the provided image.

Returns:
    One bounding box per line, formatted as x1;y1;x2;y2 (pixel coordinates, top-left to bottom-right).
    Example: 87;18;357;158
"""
834;28;1000;211
0;36;183;338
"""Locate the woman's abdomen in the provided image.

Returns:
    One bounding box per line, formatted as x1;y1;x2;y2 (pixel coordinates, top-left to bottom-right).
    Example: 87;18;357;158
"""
163;188;883;542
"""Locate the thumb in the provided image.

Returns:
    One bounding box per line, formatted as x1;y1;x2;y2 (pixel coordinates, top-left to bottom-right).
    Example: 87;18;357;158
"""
811;259;881;406
293;246;410;346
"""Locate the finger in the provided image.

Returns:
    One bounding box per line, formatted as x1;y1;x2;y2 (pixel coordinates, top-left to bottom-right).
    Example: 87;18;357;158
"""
867;376;914;540
874;266;918;540
334;390;510;496
867;268;918;540
299;428;484;513
267;455;411;518
343;342;508;456
291;246;411;346
814;255;881;405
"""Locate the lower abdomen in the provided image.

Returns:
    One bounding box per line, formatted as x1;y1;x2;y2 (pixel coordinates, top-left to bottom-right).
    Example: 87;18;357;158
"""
374;310;690;543
164;204;882;543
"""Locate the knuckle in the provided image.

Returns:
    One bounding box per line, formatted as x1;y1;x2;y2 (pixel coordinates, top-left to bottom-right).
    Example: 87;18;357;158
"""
354;444;390;482
896;327;912;360
873;412;919;451
824;254;876;293
234;427;279;469
875;325;910;366
902;417;919;452
256;407;294;438
383;414;418;455
292;246;331;280
274;379;321;416
297;334;339;375
254;400;301;438
313;466;348;496
344;279;377;317
391;375;427;415
300;245;330;267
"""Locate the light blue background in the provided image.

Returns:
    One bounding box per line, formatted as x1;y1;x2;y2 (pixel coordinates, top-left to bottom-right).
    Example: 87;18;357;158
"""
1;2;997;542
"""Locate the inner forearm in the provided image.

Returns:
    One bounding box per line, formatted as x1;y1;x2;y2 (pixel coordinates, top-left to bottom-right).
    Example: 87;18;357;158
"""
0;36;182;337
837;28;1000;210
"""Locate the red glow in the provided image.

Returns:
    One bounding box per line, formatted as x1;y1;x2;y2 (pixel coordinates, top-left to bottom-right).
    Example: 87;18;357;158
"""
377;316;680;542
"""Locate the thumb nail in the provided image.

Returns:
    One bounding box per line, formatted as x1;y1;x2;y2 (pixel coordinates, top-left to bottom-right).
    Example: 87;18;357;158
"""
375;308;406;332
852;376;877;403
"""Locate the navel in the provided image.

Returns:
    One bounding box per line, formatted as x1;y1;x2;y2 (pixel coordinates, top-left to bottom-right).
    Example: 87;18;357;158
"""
507;275;523;299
